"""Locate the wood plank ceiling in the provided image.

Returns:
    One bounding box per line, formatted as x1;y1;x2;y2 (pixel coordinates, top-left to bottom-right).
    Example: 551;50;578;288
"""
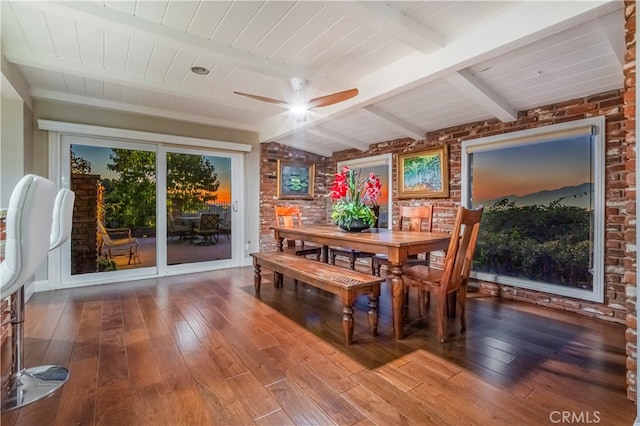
1;1;625;156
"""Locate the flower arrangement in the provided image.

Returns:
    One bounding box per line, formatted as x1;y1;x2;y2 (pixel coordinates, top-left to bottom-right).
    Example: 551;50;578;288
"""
329;166;381;229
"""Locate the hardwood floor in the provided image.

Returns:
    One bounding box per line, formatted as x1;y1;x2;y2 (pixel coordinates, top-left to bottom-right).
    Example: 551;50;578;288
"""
1;266;635;425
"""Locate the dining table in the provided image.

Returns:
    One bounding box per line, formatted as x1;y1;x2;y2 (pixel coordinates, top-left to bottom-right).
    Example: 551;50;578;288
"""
271;224;451;340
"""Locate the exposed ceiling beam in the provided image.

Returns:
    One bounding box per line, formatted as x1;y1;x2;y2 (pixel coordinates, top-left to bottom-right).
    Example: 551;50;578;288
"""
31;88;258;132
3;47;267;114
361;106;425;140
307;127;370;151
329;1;444;54
598;11;625;66
272;136;333;157
444;69;518;122
26;0;341;90
259;1;620;143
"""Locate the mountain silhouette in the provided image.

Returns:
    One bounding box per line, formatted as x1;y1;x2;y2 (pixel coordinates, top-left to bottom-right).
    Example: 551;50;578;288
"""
477;182;593;209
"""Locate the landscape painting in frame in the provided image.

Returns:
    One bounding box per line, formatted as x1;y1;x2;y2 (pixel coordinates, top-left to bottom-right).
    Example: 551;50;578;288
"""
277;160;315;200
471;135;594;291
398;147;449;198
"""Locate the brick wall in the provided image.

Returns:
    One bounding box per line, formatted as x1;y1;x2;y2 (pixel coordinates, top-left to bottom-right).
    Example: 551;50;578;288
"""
623;0;637;403
71;174;100;274
259;143;331;252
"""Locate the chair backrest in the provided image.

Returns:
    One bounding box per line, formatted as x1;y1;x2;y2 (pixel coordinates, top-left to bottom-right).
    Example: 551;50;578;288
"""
398;205;433;232
274;205;303;227
274;206;305;248
97;221;114;246
50;188;75;250
0;175;57;299
199;214;219;231
167;212;177;232
439;205;484;295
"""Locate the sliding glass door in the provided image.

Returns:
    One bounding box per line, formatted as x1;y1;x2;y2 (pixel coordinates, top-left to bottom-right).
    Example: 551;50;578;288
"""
57;135;244;287
164;147;233;267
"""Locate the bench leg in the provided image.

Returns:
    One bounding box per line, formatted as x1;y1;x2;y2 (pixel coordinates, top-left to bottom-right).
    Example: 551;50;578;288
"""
342;304;355;345
253;262;262;293
367;294;379;337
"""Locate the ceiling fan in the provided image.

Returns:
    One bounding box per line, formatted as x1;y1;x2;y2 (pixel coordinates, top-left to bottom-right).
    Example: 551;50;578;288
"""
233;77;358;121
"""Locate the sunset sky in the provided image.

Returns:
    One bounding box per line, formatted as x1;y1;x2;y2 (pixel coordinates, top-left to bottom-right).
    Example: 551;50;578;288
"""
472;136;593;203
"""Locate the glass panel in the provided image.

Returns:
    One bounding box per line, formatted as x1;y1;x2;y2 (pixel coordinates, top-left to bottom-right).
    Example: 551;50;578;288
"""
471;135;594;291
337;155;392;229
70;144;157;274
166;152;232;265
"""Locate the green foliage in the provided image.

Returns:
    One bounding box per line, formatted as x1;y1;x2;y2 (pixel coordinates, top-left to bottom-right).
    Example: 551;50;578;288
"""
104;150;157;228
71;149;91;174
97;257;117;271
166;153;220;212
331;201;377;228
73;148;223;230
474;199;592;289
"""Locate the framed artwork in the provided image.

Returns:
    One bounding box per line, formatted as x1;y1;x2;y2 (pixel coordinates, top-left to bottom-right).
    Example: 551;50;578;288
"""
397;146;449;198
277;160;315;199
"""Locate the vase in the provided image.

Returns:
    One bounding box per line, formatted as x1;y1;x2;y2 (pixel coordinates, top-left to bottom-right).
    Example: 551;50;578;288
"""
338;218;370;233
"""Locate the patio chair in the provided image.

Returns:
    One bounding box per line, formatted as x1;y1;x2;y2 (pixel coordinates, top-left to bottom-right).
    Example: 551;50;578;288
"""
97;221;140;265
193;213;220;245
167;212;192;242
402;205;483;343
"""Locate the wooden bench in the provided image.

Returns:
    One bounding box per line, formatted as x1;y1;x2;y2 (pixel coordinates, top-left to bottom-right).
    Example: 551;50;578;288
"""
250;251;384;345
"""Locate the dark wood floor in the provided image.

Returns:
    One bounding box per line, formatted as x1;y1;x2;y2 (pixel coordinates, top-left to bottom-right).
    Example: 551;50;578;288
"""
1;265;635;425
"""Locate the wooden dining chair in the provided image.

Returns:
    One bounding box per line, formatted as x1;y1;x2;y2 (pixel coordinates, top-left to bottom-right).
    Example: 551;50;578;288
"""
402;205;484;343
274;205;323;260
373;205;433;276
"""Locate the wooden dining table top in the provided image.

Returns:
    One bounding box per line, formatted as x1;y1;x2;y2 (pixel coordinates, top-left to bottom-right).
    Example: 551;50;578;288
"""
271;224;450;258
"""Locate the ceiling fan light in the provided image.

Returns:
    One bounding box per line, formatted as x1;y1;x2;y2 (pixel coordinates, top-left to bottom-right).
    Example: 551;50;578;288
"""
289;105;309;122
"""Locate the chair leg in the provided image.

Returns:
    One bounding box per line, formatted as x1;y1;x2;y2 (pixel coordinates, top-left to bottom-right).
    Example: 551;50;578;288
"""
459;286;468;331
436;293;447;343
1;287;69;412
417;289;426;318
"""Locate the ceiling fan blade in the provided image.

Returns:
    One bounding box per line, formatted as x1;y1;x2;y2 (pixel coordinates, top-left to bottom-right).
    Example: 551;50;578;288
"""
233;91;290;108
307;88;359;109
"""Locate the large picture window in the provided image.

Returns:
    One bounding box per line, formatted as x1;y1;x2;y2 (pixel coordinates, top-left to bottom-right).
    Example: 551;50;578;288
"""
461;117;605;302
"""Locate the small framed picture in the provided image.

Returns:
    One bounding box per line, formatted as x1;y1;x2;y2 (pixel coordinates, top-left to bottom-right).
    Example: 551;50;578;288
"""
277;160;315;199
397;146;449;198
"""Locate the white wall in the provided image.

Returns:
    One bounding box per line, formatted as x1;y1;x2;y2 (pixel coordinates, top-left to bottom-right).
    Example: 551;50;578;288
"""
0;94;25;207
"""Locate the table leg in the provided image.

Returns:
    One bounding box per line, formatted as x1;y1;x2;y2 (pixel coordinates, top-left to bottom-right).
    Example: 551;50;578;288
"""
388;264;405;340
322;245;329;263
276;236;284;251
253;261;262;293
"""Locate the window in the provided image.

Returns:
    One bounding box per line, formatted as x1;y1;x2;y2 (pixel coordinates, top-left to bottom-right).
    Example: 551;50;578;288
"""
337;154;392;229
461;117;605;302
